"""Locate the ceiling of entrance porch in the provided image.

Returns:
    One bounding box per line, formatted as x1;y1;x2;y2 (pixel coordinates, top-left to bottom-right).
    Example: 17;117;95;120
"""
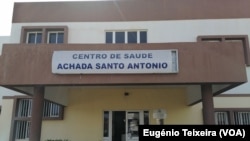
10;83;240;106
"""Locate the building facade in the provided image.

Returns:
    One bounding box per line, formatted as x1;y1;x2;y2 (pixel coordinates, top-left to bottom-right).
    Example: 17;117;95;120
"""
0;0;250;141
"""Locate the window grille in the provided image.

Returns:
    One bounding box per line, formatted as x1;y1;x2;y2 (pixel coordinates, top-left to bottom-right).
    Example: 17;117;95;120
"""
13;98;64;140
17;99;32;117
16;98;62;118
215;109;250;125
234;112;250;125
215;112;229;125
43;100;60;118
15;121;31;139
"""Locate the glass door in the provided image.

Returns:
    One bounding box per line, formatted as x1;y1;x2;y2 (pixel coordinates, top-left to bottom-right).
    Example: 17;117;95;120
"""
126;111;144;141
103;111;149;141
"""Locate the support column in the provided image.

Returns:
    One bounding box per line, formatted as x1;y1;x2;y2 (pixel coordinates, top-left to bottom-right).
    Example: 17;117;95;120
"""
201;84;215;125
29;86;45;141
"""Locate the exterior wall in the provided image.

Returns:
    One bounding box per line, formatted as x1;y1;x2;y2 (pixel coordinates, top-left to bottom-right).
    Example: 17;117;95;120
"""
0;36;10;55
0;87;24;105
9;19;250;44
39;88;250;141
214;96;250;108
40;87;203;141
4;19;250;97
0;36;23;107
223;67;250;94
0;43;246;86
12;0;250;23
1;91;249;141
0;0;250;140
0;99;14;141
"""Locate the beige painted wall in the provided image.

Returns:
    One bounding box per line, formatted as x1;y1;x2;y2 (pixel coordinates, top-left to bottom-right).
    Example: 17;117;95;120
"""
0;89;249;141
0;99;14;141
214;96;250;108
41;87;203;141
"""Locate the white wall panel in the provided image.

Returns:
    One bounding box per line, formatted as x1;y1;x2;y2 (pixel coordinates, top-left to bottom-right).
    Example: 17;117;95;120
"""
10;19;250;44
223;67;250;94
7;18;250;95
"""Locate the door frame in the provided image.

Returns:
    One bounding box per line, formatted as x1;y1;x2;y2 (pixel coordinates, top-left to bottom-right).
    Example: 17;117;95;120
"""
103;110;148;141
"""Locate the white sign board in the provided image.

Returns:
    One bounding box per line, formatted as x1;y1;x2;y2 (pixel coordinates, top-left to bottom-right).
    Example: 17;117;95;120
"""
153;109;167;119
52;50;178;74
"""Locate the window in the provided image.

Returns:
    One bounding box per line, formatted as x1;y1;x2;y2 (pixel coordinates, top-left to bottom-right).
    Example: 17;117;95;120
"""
105;30;147;44
26;32;42;44
215;109;250;125
43;100;61;118
128;31;137;43
21;26;68;44
143;111;149;125
47;31;64;44
105;32;113;43
140;31;147;43
17;99;32;117
103;111;109;137
215;111;229;125
234;112;250;125
103;110;149;138
115;32;125;43
15;98;63;119
12;98;64;140
15;121;31;140
197;35;250;66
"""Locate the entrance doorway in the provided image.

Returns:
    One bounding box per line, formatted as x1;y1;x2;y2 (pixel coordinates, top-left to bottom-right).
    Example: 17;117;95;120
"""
112;111;125;141
103;111;149;141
